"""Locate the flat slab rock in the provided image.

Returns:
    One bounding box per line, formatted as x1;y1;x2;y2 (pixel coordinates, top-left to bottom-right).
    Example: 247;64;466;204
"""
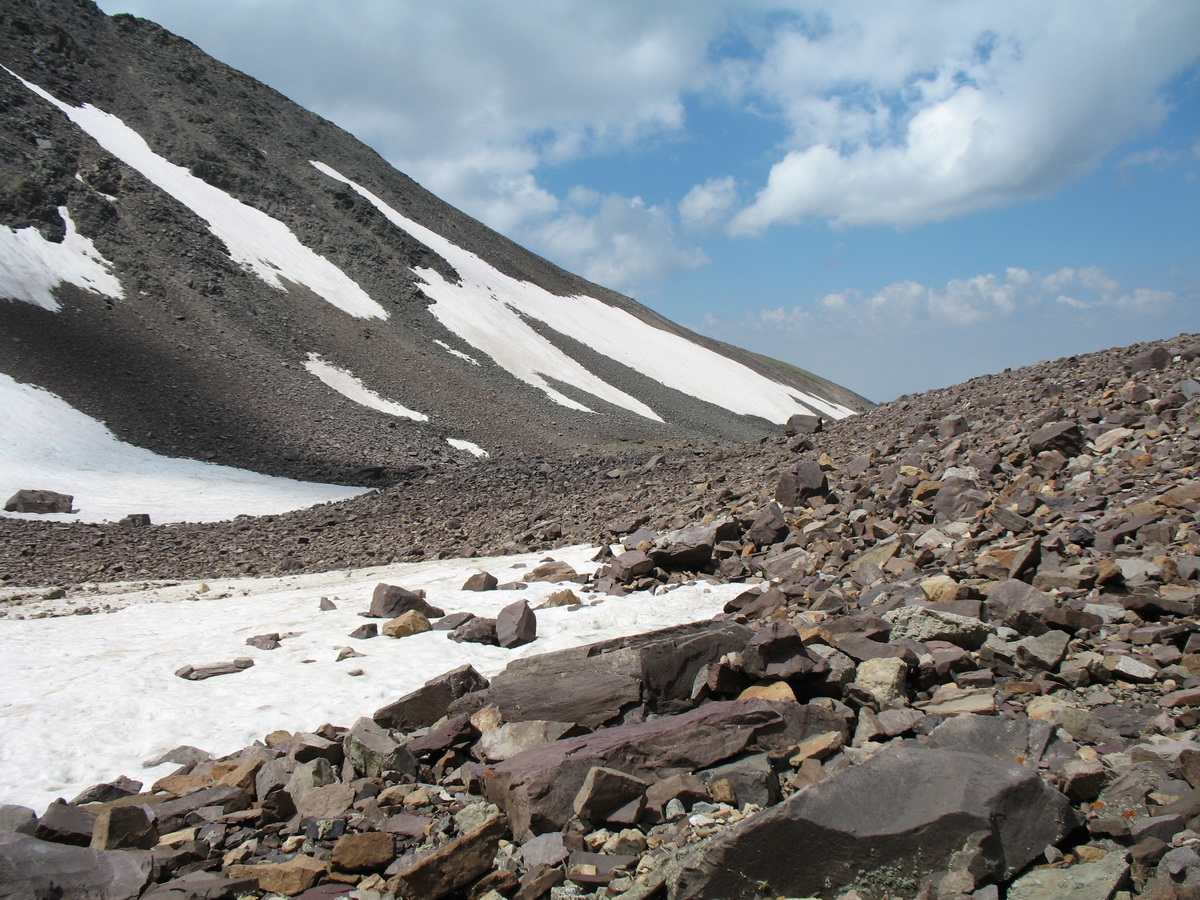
483;698;784;840
0;832;151;900
670;745;1079;899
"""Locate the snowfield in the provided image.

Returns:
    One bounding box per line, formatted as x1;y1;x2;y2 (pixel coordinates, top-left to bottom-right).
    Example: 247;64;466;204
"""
0;207;124;312
0;373;367;524
0;545;740;814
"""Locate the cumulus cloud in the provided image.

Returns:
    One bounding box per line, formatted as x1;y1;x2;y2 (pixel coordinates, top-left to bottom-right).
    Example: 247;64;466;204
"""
679;176;739;232
532;188;707;294
727;2;1200;232
739;267;1178;336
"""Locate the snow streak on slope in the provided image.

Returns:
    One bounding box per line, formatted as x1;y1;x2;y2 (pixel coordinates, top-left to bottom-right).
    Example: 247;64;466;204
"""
312;163;660;420
0;207;123;311
313;162;855;424
0;373;366;523
304;353;428;421
4;68;387;320
447;438;489;457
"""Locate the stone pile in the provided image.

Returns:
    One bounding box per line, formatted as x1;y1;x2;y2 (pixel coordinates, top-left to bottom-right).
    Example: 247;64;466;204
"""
3;334;1200;899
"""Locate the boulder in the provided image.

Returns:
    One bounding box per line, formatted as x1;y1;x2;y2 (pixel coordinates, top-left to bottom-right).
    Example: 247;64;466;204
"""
373;664;489;731
367;583;444;619
671;746;1079;899
449;616;499;645
386;812;508;899
343;717;418;779
462;571;498;591
330;832;394;873
483;699;783;839
175;658;254;680
784;413;823;435
649;524;722;570
496;599;537;648
884;604;991;649
455;620;752;728
1029;421;1085;457
608;550;654;583
382;609;431;638
0;832;151;899
4;489;73;514
775;461;828;507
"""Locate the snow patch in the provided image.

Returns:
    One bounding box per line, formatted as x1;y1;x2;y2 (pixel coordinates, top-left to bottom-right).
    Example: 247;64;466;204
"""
312;161;856;423
0;207;123;311
0;373;366;524
312;162;661;420
434;339;480;365
0;545;741;814
304;353;428;421
5;68;386;320
447;437;489;457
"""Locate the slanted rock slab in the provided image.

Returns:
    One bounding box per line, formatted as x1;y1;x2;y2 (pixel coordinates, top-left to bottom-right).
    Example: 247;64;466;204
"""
670;746;1079;899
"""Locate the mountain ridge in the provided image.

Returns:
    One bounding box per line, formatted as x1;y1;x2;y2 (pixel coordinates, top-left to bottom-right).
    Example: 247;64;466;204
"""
0;0;869;496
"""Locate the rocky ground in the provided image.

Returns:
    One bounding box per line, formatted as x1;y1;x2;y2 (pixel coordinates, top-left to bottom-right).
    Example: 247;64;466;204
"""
3;332;1200;899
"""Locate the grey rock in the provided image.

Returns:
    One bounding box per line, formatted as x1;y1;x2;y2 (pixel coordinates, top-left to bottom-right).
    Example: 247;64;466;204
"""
4;489;74;514
373;664;490;731
884;604;992;650
670;746;1079;899
1007;847;1130;899
343;716;418;779
497;599;537;648
367;582;444;619
0;832;151;900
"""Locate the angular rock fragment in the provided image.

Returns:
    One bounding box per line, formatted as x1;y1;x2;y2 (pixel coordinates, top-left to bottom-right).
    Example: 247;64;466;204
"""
175;658;254;680
497;599;537;648
367;582;444;619
373;664;489;731
671;746;1078;899
462;571;498;591
4;489;74;513
0;832;151;900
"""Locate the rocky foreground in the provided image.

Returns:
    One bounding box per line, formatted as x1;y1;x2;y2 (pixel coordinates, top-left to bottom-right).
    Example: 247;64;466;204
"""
3;333;1200;899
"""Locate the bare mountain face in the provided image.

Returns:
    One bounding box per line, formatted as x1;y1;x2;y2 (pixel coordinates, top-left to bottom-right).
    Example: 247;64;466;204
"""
0;0;870;489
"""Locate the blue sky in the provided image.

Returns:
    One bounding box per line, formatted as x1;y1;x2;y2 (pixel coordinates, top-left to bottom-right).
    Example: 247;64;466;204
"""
94;1;1200;401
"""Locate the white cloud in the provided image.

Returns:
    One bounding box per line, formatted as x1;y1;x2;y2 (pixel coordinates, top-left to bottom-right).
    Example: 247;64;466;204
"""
728;2;1200;231
532;188;707;293
679;176;739;232
741;266;1178;335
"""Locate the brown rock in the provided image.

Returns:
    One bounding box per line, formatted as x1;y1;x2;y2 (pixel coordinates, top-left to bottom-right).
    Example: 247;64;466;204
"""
227;855;328;896
386;812;508;899
89;806;158;850
382;609;431;638
496;599;537;648
330;832;394;872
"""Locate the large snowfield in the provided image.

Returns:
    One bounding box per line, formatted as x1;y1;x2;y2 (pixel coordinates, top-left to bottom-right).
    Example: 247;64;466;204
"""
0;373;368;524
0;545;740;814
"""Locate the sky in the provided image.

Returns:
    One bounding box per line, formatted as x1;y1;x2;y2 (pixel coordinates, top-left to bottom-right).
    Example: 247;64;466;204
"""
90;1;1200;402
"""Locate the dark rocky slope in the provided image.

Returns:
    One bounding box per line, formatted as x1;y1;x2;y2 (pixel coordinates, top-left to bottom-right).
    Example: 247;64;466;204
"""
0;0;868;489
1;334;1198;898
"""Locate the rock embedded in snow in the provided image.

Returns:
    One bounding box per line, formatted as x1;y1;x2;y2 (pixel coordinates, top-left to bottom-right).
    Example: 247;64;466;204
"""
496;599;536;648
366;582;444;619
173;657;254;680
462;571;498;591
4;489;74;514
382;609;432;638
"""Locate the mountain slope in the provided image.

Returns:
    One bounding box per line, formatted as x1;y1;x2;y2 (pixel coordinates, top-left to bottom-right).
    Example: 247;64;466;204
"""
0;0;869;499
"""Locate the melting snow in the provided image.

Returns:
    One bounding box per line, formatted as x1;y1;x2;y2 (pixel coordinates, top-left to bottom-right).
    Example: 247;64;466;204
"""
304;353;428;421
0;545;741;813
434;338;480;365
313;162;856;423
4;67;387;320
447;437;489;457
0;207;123;311
0;373;367;524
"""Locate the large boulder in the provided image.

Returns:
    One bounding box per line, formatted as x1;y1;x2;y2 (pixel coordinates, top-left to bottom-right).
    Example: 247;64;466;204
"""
373;665;489;732
0;832;151;899
452;620;752;728
366;583;444;619
484;699;784;840
4;489;73;514
670;746;1079;899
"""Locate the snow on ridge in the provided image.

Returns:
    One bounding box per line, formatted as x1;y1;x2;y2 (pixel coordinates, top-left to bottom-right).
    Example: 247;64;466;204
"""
0;206;123;311
447;438;489;457
434;339;480;365
4;68;387;321
0;372;366;524
312;161;855;424
312;162;663;422
304;353;428;421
